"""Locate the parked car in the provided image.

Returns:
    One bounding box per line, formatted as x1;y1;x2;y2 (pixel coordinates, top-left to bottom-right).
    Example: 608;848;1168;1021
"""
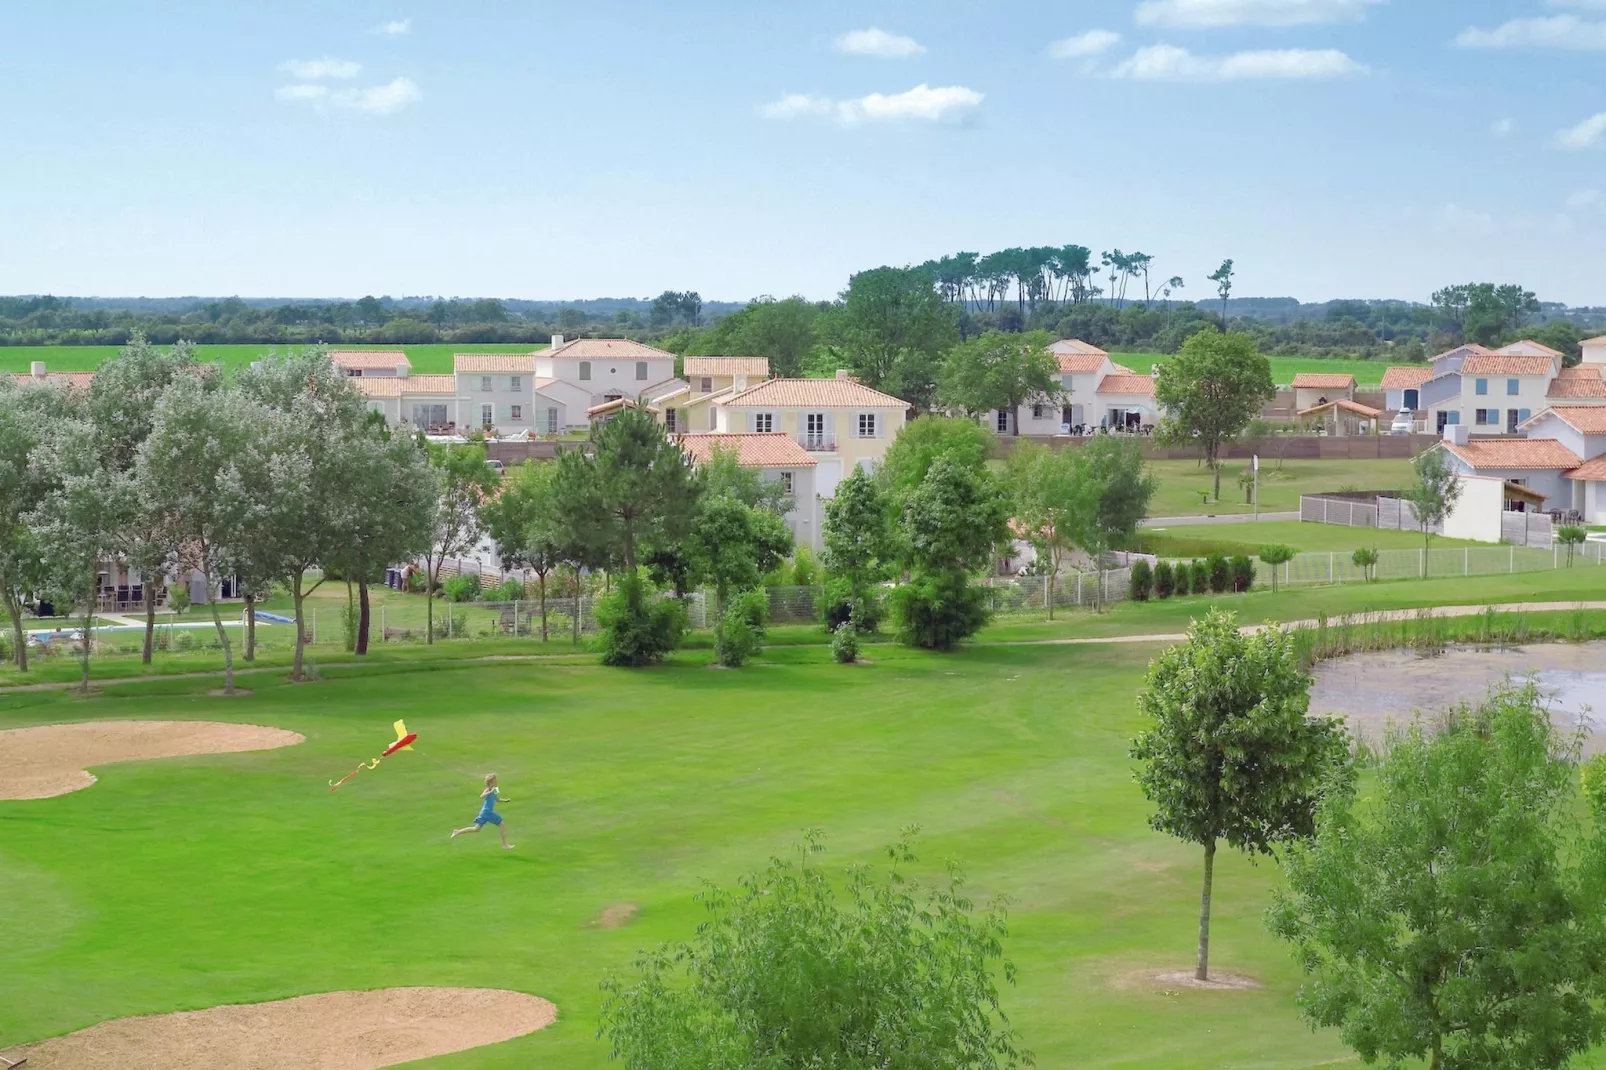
1389;410;1415;436
486;459;505;476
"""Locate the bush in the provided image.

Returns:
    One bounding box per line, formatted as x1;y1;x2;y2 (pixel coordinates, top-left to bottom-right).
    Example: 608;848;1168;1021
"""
1206;552;1231;594
715;602;762;668
791;546;819;588
729;588;768;639
1190;559;1209;595
493;578;526;601
1352;546;1379;582
889;571;989;651
1153;560;1175;600
1130;559;1154;602
1230;555;1255;593
1259;544;1295;593
596;573;687;667
822;576;881;634
831;620;860;664
443;574;482;603
1171;561;1191;597
166;583;191;615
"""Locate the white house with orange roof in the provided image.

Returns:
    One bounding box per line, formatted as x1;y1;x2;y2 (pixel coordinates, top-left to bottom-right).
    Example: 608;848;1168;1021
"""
1381;340;1574;434
328;349;411;378
652;357;770;434
1291;372;1356;412
352;374;461;431
1434;424;1582;512
535;335;679;407
1517;406;1606;522
678;432;823;548
980;338;1158;435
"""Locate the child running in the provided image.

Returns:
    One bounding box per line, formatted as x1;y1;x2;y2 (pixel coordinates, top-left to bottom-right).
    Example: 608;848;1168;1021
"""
451;773;514;849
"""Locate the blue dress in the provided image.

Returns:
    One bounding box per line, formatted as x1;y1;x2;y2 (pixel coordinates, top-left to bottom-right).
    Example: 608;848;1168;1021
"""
474;788;502;826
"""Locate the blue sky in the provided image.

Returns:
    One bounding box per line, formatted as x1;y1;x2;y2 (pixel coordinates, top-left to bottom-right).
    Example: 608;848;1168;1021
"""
2;1;1604;305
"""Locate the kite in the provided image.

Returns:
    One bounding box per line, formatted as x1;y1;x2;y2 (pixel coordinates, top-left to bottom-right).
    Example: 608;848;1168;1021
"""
329;720;417;791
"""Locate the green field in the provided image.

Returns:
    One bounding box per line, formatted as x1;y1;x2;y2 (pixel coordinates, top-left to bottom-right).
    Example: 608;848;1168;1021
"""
1123;351;1392;387
1145;457;1413;517
7;570;1606;1067
0;343;544;376
1137;518;1481;557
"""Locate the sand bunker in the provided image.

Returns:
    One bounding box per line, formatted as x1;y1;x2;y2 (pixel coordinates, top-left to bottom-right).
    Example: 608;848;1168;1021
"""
6;987;556;1069
0;720;304;800
1108;965;1262;993
593;902;639;929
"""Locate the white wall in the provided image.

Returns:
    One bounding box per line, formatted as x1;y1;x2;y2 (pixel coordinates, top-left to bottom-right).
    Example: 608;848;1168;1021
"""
1442;475;1504;543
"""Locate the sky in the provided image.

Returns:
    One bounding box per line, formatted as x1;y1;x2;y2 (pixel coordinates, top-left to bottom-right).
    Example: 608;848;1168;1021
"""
2;1;1605;306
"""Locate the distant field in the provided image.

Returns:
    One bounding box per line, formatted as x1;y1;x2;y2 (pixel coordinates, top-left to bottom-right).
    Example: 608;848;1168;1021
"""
1119;351;1391;387
1146;457;1414;517
0;343;543;376
1136;518;1481;558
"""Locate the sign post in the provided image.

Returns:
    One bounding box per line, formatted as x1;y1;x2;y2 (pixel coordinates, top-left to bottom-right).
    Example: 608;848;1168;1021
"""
1252;454;1260;520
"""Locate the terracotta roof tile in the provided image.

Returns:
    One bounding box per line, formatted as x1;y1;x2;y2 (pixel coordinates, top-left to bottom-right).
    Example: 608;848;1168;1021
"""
1096;373;1156;397
1534;406;1606;434
10;371;95;388
1291;373;1356;389
1056;353;1109;374
1496;340;1565;358
1567;455;1606;481
328;349;412;370
1558;366;1600;379
724;377;907;408
1581;336;1606;346
683;356;770;377
353;374;456;397
1049;338;1108;357
1460;355;1557;376
1549;374;1606;399
1381;366;1434;389
1441;438;1582;470
453;352;536;373
1299;399;1382;418
677;432;818;468
547;338;676;361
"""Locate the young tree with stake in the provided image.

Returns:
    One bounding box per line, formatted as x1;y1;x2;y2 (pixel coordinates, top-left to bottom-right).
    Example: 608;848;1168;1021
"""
419;443;496;644
1402;448;1464;575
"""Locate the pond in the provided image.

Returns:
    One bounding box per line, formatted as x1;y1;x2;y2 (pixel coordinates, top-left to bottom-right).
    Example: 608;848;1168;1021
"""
1309;641;1606;754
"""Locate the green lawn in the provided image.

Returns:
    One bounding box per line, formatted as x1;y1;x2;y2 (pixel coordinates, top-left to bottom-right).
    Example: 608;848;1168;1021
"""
1128;351;1393;387
6;569;1606;1067
1137;518;1482;557
0;343;544;376
1146;457;1413;517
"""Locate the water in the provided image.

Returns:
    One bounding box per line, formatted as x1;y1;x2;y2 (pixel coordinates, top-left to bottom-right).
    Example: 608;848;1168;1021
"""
1309;641;1606;753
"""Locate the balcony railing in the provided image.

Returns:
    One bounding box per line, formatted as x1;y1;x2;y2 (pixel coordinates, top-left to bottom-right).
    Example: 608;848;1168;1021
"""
799;434;837;451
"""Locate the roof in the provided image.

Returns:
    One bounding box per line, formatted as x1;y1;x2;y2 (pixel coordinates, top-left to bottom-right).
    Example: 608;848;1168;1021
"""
1432;344;1495;361
329;349;412;371
1298;399;1382;418
1049;338;1108;357
1531;406;1606;434
1496;340;1565;358
586;397;657;418
1549;369;1606;399
10;371;95;389
1566;455;1606;482
724;376;907;409
547;338;676;361
1380;366;1434;389
683;356;770;377
1501;480;1549;504
353;374;457;397
677;432;818;469
1581;336;1606;346
1291;373;1356;390
1056;353;1110;374
1095;373;1157;397
1440;438;1583;470
454;352;536;373
1460;354;1557;377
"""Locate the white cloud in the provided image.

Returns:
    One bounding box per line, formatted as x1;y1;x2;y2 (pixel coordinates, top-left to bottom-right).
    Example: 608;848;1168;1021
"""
1567;188;1602;209
1455;15;1606;50
276;76;421;115
760;84;982;125
1111;44;1367;81
1048;30;1123;59
833;28;925;58
1557;112;1606;149
275;83;330;102
1549;0;1606;8
1134;0;1382;28
279;57;362;80
373;18;411;35
1491;117;1515;138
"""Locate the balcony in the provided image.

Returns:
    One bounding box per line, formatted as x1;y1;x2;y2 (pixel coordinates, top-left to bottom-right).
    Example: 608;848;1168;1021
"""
799;434;837;451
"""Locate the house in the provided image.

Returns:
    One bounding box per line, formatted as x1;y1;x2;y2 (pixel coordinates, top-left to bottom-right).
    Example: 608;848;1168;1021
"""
328;350;411;377
1095;372;1160;432
683;357;769;397
1434;425;1582;512
1380;341;1574;434
354;374;461;432
1298;398;1382;436
1381;365;1433;417
1291;373;1356;412
651;357;770;436
678;432;822;549
9;361;95;389
1549;364;1606;403
980;338;1159;435
453;353;590;436
1584;335;1606;367
535;336;679;407
714;371;909;495
1519;406;1606;522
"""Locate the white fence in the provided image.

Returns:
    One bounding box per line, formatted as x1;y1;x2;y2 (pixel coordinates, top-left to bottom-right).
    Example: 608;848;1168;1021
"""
1304;494;1556;548
1265;542;1603;587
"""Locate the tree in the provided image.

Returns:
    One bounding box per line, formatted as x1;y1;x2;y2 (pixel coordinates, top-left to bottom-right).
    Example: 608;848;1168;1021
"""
1269;687;1606;1070
1350;546;1378;582
1153;331;1275;501
420;443;496;644
1131;609;1350;981
1007;445;1093;620
482;460;566;640
880;416;996;501
825;265;959;407
821;466;894;631
1558;524;1588;566
684;495;793;618
1402;449;1464;571
939;330;1061;436
686;296;819;378
1207;259;1235;326
0;381;69;671
890;457;1010;650
598;830;1029;1070
1259;545;1294;592
1077;435;1156;555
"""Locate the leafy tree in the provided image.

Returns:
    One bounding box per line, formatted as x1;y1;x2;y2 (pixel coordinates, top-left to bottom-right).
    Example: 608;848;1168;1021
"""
1129;559;1153;601
890;458;1010;650
1269;687;1606;1070
419;443;496;645
0;381;70;671
880;416;996;501
686;296;820;378
594;572;686;667
1007;444;1094;620
939;330;1060;435
1259;545;1294;592
1153;560;1175;599
598;830;1029;1070
1207;259;1235;325
825;265;959;407
697;445;792;515
1402;449;1465;571
482;460;567;640
1350;546;1378;582
821;467;894;632
685;495;793;618
1154;331;1275;501
1077;435;1156;554
1558;524;1588;566
1131;609;1350;980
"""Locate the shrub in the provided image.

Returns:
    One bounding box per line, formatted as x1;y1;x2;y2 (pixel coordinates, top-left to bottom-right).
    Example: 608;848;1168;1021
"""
791;546;819;588
1172;561;1191;597
443;574;482;603
715;602;761;668
1206;552;1231;594
890;571;989;651
1558;525;1588;565
596;573;687;667
1352;546;1379;582
831;620;860;664
1130;559;1154;602
493;578;526;601
1259;544;1295;593
1230;555;1255;593
730;588;768;639
1191;559;1210;595
166;583;191;615
1153;560;1175;600
822;576;881;634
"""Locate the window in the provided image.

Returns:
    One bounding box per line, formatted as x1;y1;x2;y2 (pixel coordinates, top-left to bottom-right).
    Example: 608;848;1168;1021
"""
754;412;774;433
579;361;591;381
1506;409;1520;433
1519;408;1531;424
346;368;363;377
510;405;523;421
481;376;493;392
1475;378;1488;395
1506;378;1519;396
1403;388;1419;410
805;412;827;447
547;408;559;433
857;412;877;438
996;410;1010;434
665;408;677;432
779;471;794;495
411;403;448;427
480;403;494;427
1447;411;1460;425
510;376;521;391
1033;403;1047;419
710;407;718;430
636;362;648;381
700;377;713;393
1475;408;1494;425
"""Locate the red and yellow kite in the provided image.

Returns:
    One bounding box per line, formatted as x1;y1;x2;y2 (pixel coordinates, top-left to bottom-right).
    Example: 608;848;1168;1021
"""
329;720;417;791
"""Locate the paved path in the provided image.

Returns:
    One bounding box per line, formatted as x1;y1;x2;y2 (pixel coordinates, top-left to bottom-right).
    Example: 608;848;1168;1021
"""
1140;511;1300;527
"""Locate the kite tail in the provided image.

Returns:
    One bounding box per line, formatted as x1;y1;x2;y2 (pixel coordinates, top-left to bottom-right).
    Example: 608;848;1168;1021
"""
328;755;387;791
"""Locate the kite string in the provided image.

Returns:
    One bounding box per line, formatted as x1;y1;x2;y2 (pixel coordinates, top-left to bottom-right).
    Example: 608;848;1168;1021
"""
412;747;485;782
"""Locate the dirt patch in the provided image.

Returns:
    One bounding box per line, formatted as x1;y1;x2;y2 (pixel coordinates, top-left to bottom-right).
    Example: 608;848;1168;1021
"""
6;987;555;1069
1109;966;1262;992
593;902;639;929
206;688;254;697
0;720;304;800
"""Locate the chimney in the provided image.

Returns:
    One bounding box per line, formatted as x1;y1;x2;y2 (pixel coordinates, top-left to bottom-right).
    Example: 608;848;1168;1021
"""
397;362;410;378
1445;424;1470;447
835;368;850;380
550;334;565;349
29;361;46;378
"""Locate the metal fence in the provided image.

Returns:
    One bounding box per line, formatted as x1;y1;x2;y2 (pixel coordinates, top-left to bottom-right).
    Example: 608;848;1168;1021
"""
1304;494;1557;549
1265;542;1604;587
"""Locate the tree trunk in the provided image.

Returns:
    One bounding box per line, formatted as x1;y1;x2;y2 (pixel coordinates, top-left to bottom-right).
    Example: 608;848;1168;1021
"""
292;579;307;682
5;590;27;672
206;573;235;695
357;580;371;655
142;581;157;664
573;567;582;645
538;571;548;641
1212;461;1222;502
1047;566;1056;620
426;558;436;645
245;593;256;662
79;585;94;694
1196;838;1216;981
